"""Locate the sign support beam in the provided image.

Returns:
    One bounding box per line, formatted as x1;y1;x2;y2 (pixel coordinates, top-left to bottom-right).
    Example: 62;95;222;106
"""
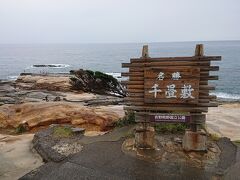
183;44;207;151
135;45;156;149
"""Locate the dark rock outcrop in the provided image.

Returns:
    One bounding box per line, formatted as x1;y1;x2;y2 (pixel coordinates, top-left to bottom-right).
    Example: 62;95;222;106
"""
32;125;84;162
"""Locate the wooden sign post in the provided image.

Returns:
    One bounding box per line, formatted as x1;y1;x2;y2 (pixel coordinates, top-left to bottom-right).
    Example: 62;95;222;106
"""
122;44;221;151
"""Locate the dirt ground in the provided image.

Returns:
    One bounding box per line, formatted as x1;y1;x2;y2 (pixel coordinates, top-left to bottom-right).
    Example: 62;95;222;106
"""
207;103;240;141
0;134;43;180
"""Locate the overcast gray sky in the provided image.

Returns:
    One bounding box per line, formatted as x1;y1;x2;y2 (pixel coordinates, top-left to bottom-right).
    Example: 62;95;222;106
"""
0;0;239;43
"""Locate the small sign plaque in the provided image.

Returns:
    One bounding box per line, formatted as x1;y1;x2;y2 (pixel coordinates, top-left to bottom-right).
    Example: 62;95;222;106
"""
149;114;191;123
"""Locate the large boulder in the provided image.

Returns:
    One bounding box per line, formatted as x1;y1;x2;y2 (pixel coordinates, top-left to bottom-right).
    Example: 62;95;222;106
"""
70;69;125;97
0;102;123;131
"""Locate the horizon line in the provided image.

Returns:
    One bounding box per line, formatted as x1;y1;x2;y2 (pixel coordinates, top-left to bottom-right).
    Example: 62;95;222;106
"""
0;39;240;45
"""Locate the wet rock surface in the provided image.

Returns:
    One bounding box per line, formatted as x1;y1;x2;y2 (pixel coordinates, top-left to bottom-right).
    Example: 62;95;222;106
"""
0;79;124;106
21;127;240;180
122;134;221;169
216;137;238;174
0;72;125;106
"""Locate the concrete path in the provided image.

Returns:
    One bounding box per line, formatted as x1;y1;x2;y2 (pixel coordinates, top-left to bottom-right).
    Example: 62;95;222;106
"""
21;139;240;180
20;128;240;180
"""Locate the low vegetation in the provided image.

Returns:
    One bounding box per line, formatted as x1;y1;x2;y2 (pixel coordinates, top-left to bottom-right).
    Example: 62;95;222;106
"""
114;111;136;127
210;133;221;141
154;123;188;134
53;126;73;138
233;140;240;146
114;112;189;134
15;124;28;134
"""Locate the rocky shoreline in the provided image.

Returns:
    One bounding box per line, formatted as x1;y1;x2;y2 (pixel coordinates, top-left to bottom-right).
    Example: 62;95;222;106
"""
0;72;125;134
1;72;240;140
0;72;240;179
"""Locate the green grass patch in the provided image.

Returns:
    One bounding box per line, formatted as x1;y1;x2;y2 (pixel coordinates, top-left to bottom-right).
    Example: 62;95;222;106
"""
233;140;240;146
210;133;220;141
114;111;136;127
53;126;73;138
234;140;240;144
15;124;28;134
154;123;188;134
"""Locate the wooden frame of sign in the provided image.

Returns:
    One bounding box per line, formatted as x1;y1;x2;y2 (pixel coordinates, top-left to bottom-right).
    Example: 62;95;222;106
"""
122;44;221;139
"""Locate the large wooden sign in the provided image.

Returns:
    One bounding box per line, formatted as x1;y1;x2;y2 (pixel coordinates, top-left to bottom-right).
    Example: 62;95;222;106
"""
122;44;221;126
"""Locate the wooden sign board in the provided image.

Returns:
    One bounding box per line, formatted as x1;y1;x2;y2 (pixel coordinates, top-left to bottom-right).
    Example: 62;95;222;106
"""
144;67;200;104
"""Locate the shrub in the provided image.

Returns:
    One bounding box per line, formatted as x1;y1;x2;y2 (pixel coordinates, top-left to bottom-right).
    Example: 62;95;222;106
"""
86;70;94;76
69;70;75;74
69;69;125;97
94;71;118;85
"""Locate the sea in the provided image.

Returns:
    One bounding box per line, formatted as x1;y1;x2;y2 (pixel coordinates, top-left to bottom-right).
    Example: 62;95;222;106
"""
0;41;239;101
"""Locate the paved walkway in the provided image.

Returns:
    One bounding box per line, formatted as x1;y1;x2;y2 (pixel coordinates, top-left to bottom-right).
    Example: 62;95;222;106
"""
20;128;240;180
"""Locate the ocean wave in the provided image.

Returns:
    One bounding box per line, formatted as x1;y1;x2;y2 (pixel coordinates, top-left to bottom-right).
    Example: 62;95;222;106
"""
210;92;240;100
7;75;19;81
106;72;129;82
106;72;121;79
31;64;70;68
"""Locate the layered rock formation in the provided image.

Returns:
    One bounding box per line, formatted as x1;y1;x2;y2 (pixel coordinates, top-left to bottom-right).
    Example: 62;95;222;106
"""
0;102;123;131
16;74;72;91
